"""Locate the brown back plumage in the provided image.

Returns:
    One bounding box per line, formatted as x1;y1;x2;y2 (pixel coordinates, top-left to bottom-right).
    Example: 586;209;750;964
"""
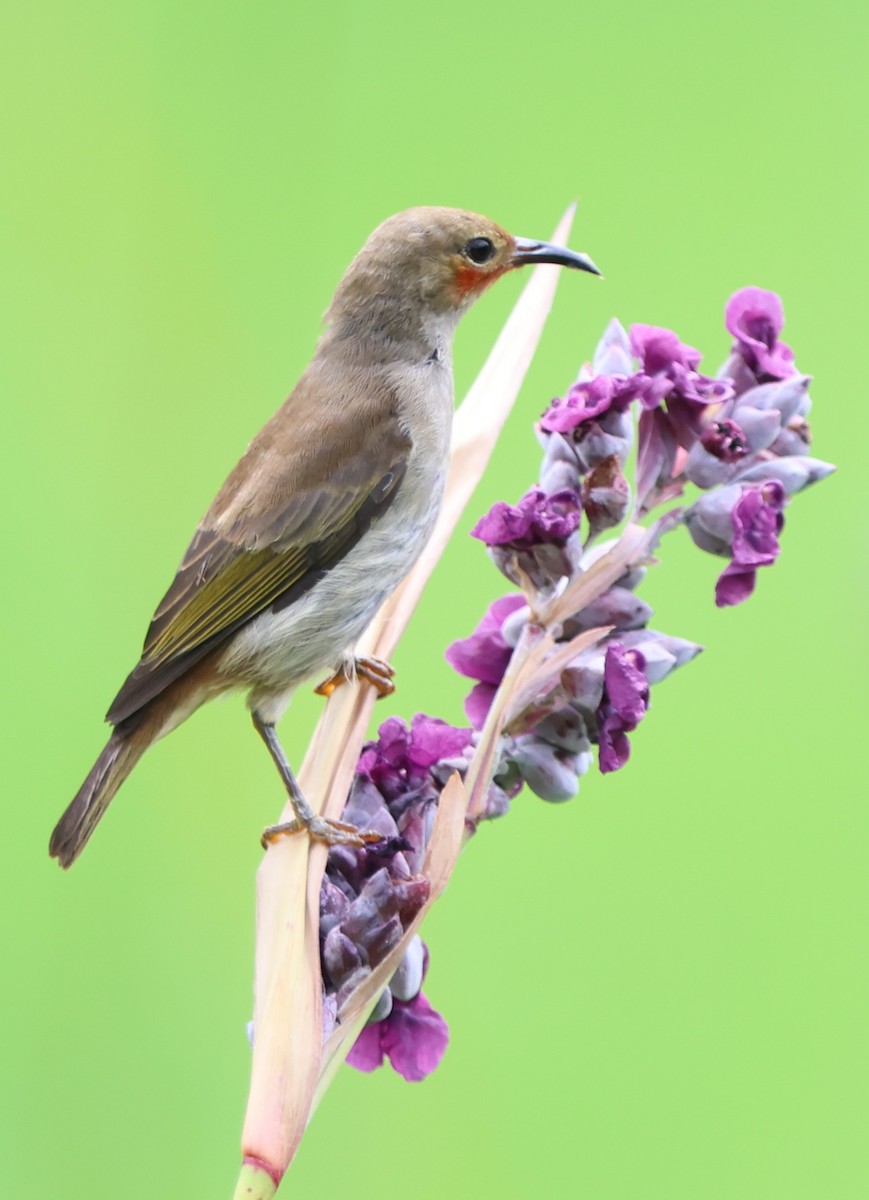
108;363;411;728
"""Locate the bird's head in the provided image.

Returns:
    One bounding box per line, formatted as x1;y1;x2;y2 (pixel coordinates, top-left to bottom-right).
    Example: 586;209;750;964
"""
325;207;600;346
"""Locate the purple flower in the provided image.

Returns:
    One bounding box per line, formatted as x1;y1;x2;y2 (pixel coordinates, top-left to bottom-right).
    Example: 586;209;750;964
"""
471;488;581;549
629;323;733;513
358;714;471;798
346;941;448;1083
630;324;730;416
346;989;449;1082
446;594;525;728
540;375;638;435
715;481;786;607
630;325;701;375
596;644;650;773
725;287;796;381
471;488;582;592
700;419;750;463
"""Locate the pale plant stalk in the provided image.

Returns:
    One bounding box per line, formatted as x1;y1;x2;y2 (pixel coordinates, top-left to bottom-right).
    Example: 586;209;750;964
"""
234;206;582;1199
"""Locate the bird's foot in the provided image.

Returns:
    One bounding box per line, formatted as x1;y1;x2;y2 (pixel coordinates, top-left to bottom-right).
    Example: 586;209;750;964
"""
261;814;384;850
314;655;396;699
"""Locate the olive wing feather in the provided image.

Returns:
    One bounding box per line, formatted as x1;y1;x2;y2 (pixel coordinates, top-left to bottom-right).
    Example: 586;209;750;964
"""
107;405;409;728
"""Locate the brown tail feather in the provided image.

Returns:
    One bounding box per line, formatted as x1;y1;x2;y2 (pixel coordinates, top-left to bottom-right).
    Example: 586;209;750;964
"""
50;730;151;868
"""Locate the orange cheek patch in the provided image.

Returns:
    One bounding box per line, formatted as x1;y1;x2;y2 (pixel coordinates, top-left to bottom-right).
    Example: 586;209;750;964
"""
452;262;509;302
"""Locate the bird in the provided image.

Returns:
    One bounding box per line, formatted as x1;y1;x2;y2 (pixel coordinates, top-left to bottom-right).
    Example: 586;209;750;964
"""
49;206;600;868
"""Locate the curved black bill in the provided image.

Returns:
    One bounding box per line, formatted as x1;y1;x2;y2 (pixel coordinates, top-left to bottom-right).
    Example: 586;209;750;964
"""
511;237;602;276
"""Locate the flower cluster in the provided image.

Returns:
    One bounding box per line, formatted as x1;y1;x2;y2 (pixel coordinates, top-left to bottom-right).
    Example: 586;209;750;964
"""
320;715;469;1076
317;286;833;1086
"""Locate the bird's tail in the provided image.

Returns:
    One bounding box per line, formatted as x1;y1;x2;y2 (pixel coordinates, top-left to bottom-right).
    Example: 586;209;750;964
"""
49;727;152;868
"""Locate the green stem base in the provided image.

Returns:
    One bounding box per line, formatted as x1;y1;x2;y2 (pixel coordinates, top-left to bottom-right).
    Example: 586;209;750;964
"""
233;1160;279;1200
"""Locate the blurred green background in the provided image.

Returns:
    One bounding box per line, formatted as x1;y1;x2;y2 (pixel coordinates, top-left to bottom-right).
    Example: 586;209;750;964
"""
2;1;866;1196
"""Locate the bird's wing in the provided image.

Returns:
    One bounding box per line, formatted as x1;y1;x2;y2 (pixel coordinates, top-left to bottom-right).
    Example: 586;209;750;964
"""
107;373;410;727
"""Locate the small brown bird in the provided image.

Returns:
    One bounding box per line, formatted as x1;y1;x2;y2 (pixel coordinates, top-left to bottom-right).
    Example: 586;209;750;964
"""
50;207;600;867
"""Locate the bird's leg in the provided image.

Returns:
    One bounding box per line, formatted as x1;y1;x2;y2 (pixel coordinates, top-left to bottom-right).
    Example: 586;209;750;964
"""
314;655;396;699
252;712;382;849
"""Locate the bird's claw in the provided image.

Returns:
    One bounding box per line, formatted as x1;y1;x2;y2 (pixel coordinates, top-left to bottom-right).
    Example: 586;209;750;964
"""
314;656;396;699
260;814;384;850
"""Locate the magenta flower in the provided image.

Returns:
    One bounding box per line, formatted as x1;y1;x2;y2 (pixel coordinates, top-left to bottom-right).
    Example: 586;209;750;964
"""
629;323;733;512
630;324;730;416
715;481;786;607
596;644;650;773
358;714;471;789
700;419;750;463
725;287;796;381
630;324;701;375
346;989;449;1082
446;594;525;727
540;374;639;434
471;488;581;548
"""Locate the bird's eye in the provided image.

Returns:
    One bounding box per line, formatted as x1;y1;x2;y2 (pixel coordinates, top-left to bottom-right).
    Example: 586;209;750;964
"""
464;236;496;265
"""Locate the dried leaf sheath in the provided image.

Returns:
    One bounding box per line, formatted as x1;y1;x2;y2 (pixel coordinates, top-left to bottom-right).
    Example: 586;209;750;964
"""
236;206;579;1192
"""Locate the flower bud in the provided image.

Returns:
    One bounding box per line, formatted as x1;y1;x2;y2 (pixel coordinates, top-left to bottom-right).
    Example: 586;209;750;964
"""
390;935;425;1002
323;927;365;988
718;350;760;397
482;782;513;820
735;455;835;495
509;735;582;802
540;456;583;494
472;489;582;593
616;630;703;683
533;706;591;753
684;484;743;555
561;585;654;637
592;318;634;376
582;455;632;538
368;988;394;1024
319;880;350;938
732;375;810;425
501;602;531;648
577;408;635;472
487;539;577;593
337;966;373;1011
768;413;811;457
560;660;606;713
685;417;760;489
539;431;583;493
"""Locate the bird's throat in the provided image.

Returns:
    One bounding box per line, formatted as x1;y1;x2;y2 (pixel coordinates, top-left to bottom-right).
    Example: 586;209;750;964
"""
451;261;509;304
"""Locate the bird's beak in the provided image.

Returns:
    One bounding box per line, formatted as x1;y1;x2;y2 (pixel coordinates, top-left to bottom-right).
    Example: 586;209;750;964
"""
511;237;602;277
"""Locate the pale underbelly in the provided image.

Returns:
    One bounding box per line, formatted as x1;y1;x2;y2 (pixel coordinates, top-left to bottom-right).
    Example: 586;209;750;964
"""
214;482;442;700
